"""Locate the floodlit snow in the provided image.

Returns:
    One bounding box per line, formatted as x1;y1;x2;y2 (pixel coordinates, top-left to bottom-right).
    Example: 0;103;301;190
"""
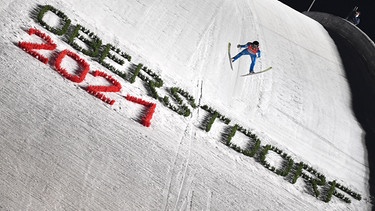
0;0;372;210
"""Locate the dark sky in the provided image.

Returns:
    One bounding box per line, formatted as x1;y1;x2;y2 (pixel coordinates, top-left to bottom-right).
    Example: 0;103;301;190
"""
278;0;375;42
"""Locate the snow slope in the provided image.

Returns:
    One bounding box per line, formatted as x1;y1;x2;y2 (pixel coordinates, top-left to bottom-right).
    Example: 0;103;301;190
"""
0;0;372;210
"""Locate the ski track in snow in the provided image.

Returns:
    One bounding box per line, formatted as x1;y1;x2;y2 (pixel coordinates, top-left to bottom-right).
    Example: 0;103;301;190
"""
162;117;193;210
161;7;222;210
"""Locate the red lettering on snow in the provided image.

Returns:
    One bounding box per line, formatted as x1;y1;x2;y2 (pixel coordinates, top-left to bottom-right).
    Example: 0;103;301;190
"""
18;28;57;64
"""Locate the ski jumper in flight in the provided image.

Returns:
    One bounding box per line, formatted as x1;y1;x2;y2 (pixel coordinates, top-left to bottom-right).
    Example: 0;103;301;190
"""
232;41;261;73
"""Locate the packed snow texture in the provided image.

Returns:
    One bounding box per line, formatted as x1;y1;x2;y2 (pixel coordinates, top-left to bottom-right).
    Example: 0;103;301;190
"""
0;0;371;210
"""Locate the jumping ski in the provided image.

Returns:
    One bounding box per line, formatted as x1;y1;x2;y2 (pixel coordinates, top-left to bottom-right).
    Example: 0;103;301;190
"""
240;67;272;77
228;42;233;70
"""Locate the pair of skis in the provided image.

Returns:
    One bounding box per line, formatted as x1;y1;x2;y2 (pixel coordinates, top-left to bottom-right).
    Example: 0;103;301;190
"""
228;42;272;77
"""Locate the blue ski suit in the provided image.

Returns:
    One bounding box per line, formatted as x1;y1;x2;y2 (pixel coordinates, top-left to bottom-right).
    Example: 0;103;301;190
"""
232;42;261;73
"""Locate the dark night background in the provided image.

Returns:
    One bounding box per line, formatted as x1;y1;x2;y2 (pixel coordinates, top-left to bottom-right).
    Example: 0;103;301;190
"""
278;0;375;42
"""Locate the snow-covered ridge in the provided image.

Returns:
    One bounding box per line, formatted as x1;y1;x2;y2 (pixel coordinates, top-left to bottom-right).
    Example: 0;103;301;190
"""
0;0;372;210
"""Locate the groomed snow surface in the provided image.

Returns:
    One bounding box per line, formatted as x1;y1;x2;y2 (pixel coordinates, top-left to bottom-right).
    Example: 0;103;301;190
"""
0;0;372;210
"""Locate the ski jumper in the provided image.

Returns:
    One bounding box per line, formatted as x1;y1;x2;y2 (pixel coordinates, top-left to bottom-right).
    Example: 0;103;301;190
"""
232;42;261;73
